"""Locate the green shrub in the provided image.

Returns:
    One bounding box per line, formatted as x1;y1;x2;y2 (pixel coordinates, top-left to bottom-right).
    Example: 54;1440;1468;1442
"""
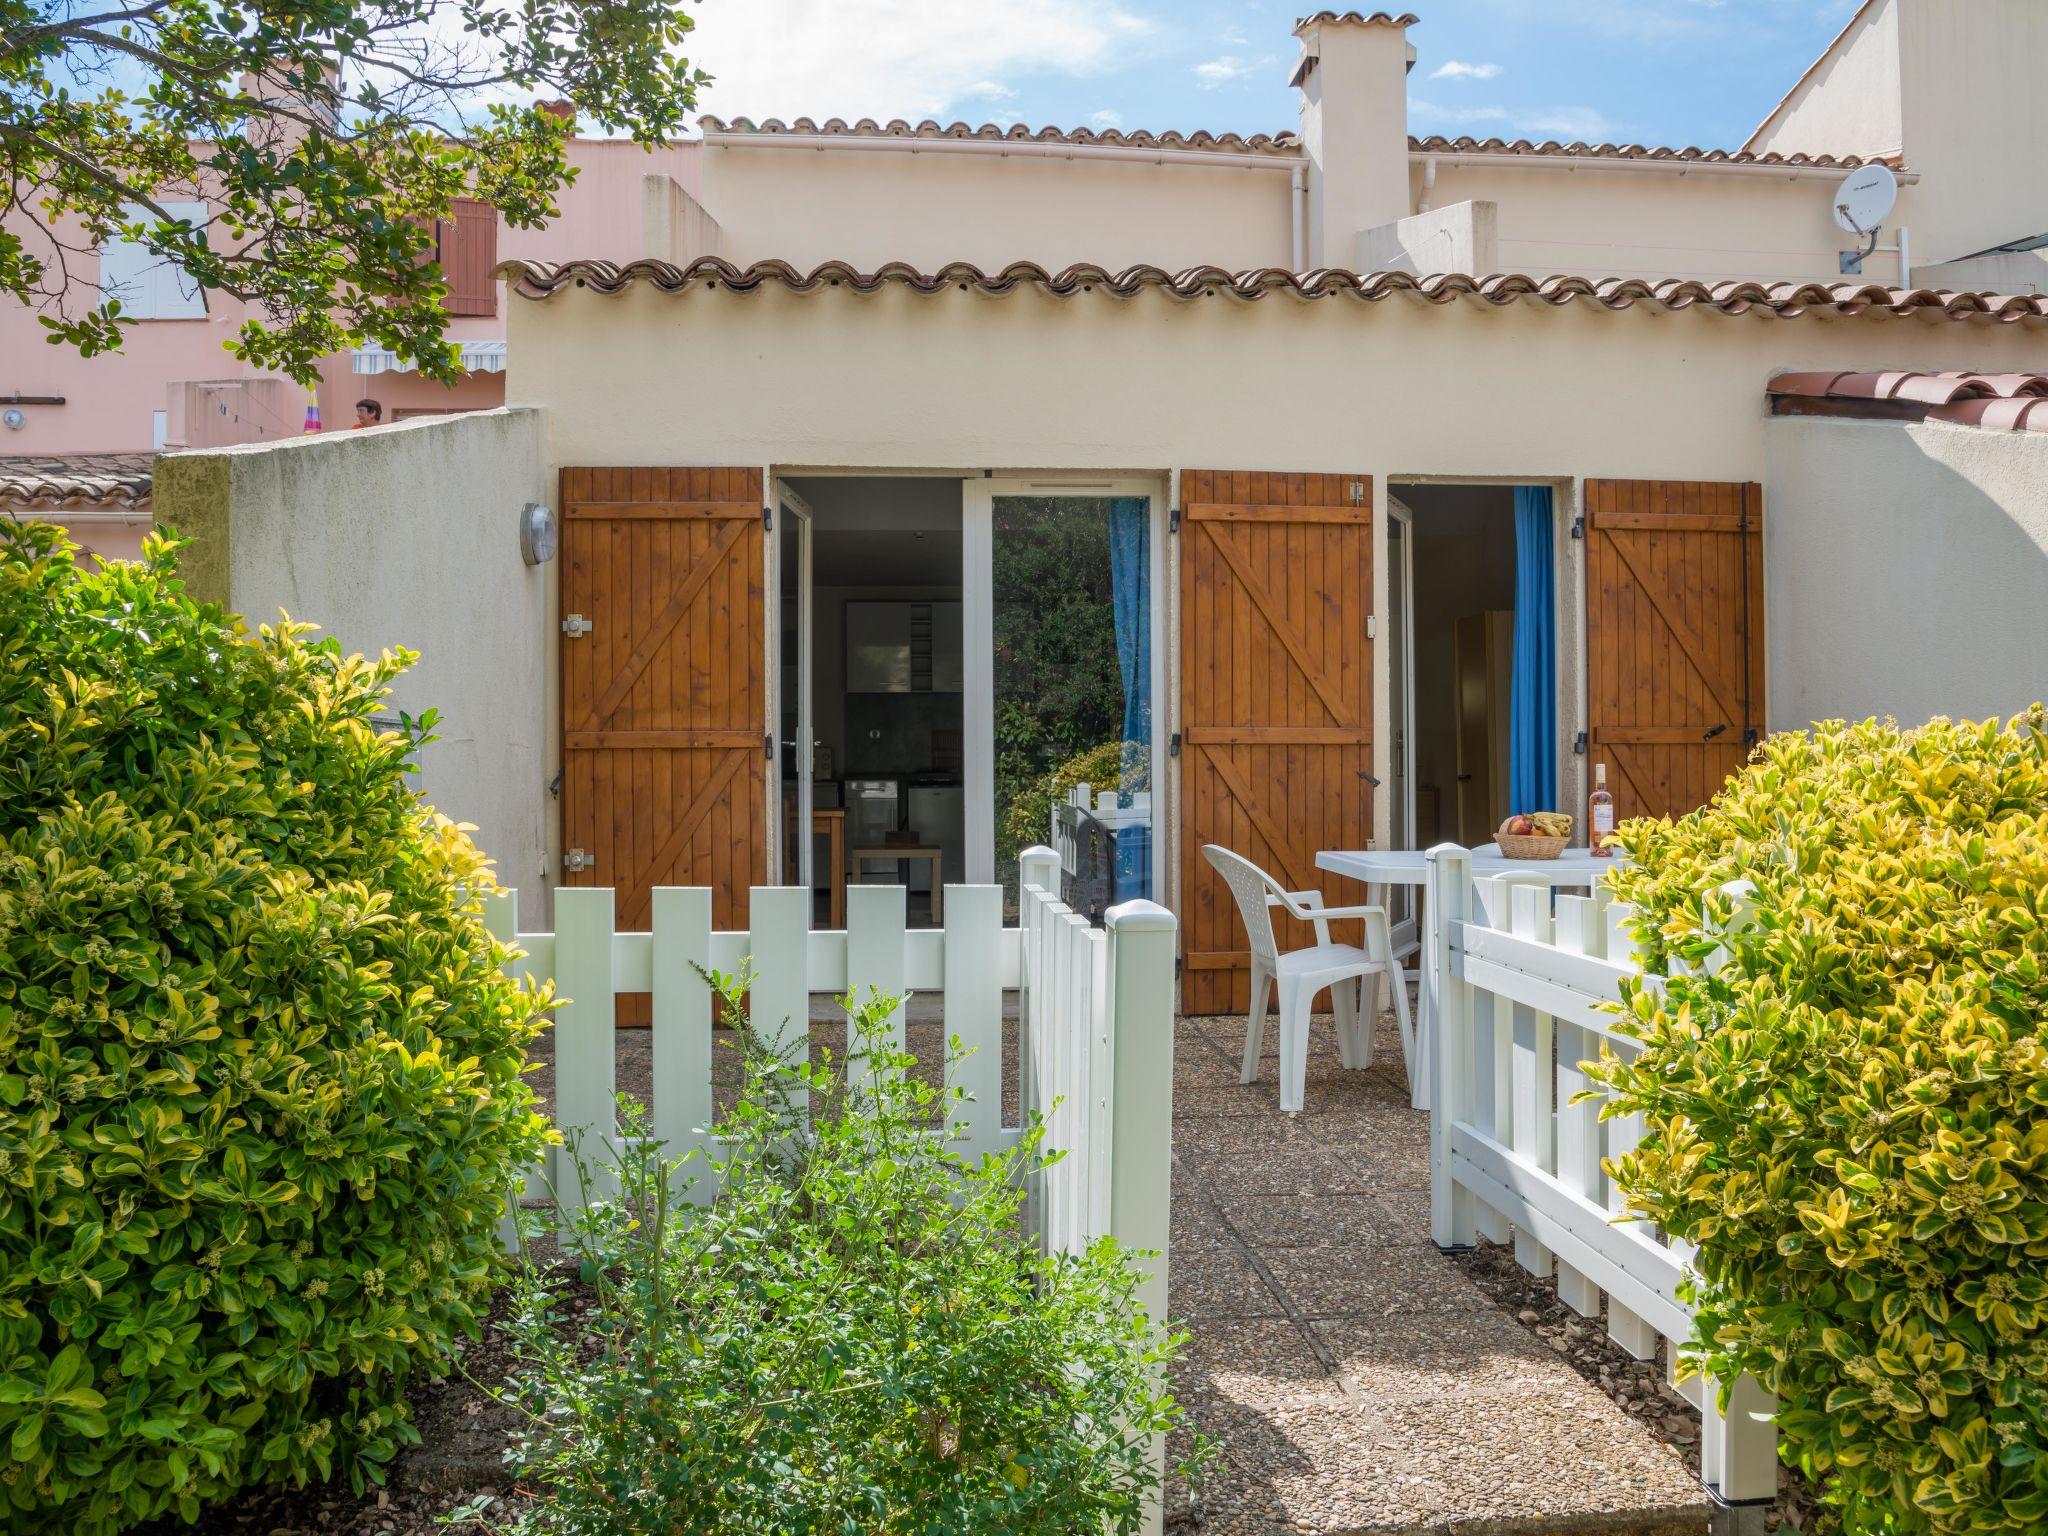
1592;711;2048;1534
500;975;1190;1535
998;739;1145;879
0;524;551;1532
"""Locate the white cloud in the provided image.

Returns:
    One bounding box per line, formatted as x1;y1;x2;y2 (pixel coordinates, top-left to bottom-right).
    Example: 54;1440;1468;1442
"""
1193;54;1264;88
1430;60;1502;80
1518;106;1625;140
1407;99;1510;127
1410;98;1624;140
686;0;1151;124
1090;108;1124;128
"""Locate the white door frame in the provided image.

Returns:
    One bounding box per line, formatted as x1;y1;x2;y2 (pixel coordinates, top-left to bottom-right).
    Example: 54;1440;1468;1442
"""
1386;495;1417;854
772;478;816;896
961;474;1171;891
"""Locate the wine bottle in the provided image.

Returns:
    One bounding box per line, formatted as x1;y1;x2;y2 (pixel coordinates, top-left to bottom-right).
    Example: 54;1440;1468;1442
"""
1589;762;1616;857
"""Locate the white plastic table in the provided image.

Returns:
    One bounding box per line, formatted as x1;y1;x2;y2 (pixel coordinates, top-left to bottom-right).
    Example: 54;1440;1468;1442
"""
1315;845;1621;1105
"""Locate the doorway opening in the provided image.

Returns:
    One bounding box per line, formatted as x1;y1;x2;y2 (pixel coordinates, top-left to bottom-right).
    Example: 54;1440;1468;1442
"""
778;477;964;930
1394;484;1535;849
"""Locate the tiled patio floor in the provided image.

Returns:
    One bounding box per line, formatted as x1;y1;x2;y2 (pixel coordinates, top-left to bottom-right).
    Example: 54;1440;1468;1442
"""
1165;1008;1706;1535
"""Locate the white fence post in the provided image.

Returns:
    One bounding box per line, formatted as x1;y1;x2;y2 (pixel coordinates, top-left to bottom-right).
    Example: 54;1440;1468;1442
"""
650;886;714;1204
1507;883;1556;1279
483;888;546;1250
1104;899;1176;1322
845;881;907;1089
1425;844;1476;1250
552;886;618;1214
1551;889;1606;1317
944;883;1005;1166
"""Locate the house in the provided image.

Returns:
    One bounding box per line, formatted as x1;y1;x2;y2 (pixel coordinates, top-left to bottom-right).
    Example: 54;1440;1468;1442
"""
0;105;704;456
147;0;2048;1015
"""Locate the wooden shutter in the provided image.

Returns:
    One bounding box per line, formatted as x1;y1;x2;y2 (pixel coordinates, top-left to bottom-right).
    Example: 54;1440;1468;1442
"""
560;469;767;964
1584;480;1764;823
1179;471;1374;1015
441;198;498;318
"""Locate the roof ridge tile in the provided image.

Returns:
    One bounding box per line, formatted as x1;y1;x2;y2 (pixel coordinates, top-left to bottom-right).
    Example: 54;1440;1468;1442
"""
698;114;1302;155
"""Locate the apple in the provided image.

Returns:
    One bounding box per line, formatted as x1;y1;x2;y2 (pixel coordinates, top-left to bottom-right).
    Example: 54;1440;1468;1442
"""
1502;814;1536;836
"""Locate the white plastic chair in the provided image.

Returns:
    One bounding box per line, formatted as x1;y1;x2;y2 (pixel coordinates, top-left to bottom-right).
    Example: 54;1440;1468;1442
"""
1203;844;1415;1113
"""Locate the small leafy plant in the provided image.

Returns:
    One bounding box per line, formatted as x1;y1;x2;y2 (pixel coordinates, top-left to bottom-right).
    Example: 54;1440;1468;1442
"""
496;974;1189;1535
1592;711;2048;1534
0;524;552;1532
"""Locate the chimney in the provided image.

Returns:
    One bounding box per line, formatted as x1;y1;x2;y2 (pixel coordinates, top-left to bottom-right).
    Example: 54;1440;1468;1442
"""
1294;12;1416;270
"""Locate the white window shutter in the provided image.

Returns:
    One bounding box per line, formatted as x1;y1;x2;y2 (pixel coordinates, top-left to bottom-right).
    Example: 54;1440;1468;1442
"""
97;201;209;320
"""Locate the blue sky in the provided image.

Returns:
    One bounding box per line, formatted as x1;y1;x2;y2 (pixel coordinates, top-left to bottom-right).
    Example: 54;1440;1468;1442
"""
685;0;1867;153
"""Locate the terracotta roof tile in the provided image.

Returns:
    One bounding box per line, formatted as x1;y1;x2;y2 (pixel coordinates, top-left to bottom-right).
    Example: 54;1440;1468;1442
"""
695;115;1886;170
1409;135;1886;171
1294;10;1420;30
0;452;155;509
698;115;1302;156
1768;371;2048;431
499;257;2048;329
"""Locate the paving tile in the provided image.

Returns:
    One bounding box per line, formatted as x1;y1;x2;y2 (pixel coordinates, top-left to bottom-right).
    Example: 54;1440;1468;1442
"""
1216;1192;1405;1250
1373;1187;1436;1239
1262;1244;1491;1321
1173;1038;1245;1089
1170;1188;1233;1250
1172;1318;1343;1412
1176;1114;1326;1156
1171;1083;1278;1118
1177;1139;1377;1198
1169;1390;1704;1535
1316;1311;1564;1403
1168;1248;1285;1320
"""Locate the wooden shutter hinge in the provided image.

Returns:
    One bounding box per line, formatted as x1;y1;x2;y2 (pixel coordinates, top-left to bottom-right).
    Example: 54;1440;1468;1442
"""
762;505;773;532
1574;731;1588;755
764;733;775;760
1169;732;1181;758
1570;515;1586;539
1169;506;1181;533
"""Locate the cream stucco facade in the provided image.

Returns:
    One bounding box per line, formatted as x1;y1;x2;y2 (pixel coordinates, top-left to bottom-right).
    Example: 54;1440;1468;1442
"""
153;408;556;915
1764;414;2048;731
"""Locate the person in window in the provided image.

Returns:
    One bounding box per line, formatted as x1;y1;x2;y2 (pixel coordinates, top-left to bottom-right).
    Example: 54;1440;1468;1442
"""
354;398;384;428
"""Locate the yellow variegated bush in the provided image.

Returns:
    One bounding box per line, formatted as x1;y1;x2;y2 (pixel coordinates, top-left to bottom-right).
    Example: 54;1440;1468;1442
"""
1593;711;2048;1535
0;525;551;1533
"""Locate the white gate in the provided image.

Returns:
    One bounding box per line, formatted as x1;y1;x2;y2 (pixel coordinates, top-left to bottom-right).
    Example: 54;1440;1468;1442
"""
484;848;1175;1322
1422;844;1778;1515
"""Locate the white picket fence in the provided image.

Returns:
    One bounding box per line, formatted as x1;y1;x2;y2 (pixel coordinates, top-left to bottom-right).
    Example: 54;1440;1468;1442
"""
1421;844;1778;1515
481;845;1176;1322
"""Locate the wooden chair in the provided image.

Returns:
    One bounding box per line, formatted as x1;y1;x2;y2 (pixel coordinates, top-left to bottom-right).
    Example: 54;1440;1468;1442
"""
1203;844;1414;1113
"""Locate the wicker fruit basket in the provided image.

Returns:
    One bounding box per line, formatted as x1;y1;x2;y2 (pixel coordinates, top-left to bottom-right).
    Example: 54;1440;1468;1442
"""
1496;831;1568;860
1496;812;1573;859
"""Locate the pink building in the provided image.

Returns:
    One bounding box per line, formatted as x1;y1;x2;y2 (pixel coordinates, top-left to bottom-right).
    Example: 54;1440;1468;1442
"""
0;122;701;457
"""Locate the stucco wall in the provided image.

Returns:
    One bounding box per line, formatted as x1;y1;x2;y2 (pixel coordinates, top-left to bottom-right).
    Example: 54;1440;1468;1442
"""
1748;0;1903;160
154;407;557;916
698;144;1294;272
1421;160;1893;286
508;282;2047;481
1764;415;2048;731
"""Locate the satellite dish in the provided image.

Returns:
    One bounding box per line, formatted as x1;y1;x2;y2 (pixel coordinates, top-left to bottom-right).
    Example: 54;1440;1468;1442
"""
1833;163;1898;236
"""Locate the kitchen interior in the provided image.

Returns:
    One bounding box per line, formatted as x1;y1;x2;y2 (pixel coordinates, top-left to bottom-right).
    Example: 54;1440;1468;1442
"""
780;477;964;928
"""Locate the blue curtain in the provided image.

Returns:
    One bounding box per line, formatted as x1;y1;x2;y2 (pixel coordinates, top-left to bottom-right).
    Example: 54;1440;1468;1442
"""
1108;497;1151;804
1509;486;1556;815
